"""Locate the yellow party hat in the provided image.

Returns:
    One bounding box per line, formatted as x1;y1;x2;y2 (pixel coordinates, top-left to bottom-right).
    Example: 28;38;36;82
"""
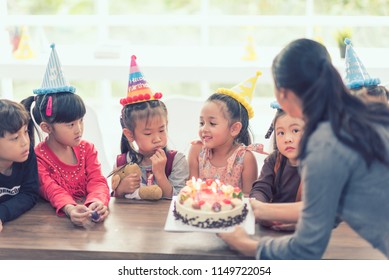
215;71;261;119
13;26;35;59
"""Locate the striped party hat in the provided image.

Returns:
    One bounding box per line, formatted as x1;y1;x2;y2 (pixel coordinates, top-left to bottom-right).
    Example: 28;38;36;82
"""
33;43;76;95
344;38;380;89
120;55;162;106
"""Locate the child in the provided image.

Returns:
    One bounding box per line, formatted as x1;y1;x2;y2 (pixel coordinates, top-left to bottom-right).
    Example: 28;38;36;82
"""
250;101;304;231
188;72;267;196
21;44;110;227
343;38;388;104
218;38;389;259
0;99;40;232
112;55;189;199
251;101;303;203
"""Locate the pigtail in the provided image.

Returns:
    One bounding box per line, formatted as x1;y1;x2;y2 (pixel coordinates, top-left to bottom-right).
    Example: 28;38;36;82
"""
21;96;41;147
272;151;287;197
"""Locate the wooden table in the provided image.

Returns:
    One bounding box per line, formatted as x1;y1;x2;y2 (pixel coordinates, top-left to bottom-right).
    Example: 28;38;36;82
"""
0;198;385;260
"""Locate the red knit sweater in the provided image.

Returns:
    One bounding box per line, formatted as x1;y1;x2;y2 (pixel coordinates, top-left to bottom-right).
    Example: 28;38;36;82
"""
35;140;110;215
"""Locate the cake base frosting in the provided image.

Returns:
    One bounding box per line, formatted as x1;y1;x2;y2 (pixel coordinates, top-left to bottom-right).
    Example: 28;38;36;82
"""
173;178;248;228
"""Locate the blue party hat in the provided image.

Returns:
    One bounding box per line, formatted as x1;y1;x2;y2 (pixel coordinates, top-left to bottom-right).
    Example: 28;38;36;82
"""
270;100;281;110
33;43;76;95
344;38;380;89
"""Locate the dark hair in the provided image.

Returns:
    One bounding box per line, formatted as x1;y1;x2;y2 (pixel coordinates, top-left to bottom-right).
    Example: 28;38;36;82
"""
272;38;389;166
21;92;86;146
120;100;168;164
207;93;252;145
0;99;30;138
367;85;389;100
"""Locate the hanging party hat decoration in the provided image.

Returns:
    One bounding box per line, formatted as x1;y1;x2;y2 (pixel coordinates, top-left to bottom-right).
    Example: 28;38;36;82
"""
344;38;380;89
120;55;162;106
33;43;76;95
215;71;261;119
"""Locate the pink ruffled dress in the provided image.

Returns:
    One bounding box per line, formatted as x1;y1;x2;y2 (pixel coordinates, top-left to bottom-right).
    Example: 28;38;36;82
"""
198;143;267;189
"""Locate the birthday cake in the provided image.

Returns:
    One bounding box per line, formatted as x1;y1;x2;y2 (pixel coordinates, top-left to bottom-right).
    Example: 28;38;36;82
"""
174;178;248;229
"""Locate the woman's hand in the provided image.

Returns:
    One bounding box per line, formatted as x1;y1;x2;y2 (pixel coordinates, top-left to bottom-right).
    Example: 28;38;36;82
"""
217;226;259;257
0;219;3;233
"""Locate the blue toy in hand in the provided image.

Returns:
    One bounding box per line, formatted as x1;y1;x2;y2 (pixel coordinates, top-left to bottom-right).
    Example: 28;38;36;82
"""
91;211;100;222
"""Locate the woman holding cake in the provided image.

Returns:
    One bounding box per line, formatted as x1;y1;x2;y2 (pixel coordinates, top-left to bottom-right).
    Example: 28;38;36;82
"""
218;38;389;259
188;72;268;197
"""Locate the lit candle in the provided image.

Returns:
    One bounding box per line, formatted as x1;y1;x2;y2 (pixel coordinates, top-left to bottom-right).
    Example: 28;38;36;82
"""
215;179;221;192
195;178;201;201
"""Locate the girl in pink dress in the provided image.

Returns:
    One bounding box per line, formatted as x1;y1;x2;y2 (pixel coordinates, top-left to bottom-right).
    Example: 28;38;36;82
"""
188;72;267;196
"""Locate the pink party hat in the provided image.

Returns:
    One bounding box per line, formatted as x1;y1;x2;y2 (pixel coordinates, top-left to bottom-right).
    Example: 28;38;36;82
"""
120;55;162;106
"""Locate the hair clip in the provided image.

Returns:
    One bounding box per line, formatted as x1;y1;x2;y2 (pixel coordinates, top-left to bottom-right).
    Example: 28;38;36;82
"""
264;123;274;139
46;96;53;116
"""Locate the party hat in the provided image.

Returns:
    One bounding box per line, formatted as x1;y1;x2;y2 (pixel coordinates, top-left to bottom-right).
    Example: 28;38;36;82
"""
13;26;35;59
33;43;76;95
215;71;261;119
120;55;162;106
344;38;380;89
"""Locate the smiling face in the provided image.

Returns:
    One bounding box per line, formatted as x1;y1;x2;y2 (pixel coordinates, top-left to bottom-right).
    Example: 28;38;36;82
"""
125;115;168;158
274;114;304;165
0;125;30;164
198;101;236;149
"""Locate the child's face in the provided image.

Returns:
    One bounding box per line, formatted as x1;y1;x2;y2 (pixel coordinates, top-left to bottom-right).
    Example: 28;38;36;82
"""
199;101;234;149
0;125;30;163
132;116;168;157
50;118;84;147
275;114;304;164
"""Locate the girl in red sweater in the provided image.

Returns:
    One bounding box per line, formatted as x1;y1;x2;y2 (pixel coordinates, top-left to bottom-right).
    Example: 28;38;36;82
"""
22;44;110;227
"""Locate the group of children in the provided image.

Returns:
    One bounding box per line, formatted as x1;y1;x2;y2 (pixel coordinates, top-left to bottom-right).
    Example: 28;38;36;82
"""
0;44;303;233
1;40;388;260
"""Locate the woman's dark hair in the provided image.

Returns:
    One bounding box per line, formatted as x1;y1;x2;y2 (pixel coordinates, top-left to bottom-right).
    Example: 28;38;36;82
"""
21;92;86;146
272;38;389;166
120;100;168;164
0;99;30;138
207;93;252;145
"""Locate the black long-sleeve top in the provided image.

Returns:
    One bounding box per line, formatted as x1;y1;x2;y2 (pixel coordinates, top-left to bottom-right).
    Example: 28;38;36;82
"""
0;145;40;223
250;152;300;202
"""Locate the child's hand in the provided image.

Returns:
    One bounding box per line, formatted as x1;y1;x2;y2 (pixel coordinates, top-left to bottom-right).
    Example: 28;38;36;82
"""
64;204;91;227
88;201;109;223
118;173;141;194
150;148;167;175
